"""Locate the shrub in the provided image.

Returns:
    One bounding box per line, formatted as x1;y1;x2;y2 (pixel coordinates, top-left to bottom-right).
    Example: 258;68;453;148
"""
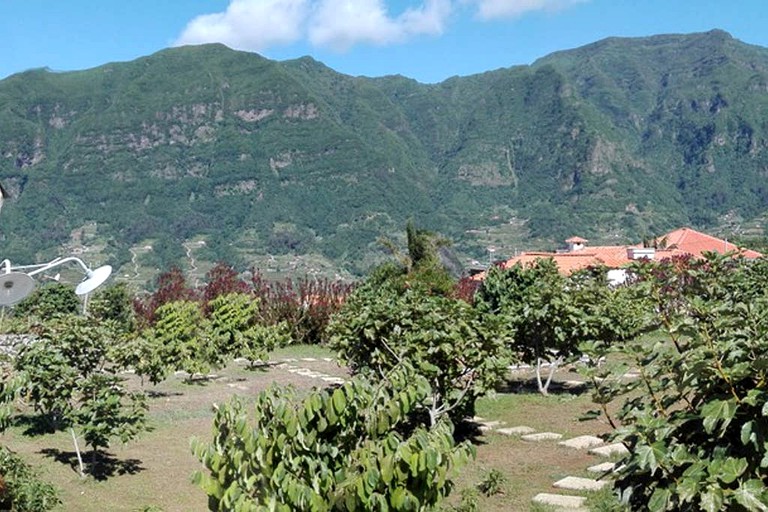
0;447;60;511
585;254;768;510
251;271;354;345
12;283;80;319
193;366;474;510
329;281;508;424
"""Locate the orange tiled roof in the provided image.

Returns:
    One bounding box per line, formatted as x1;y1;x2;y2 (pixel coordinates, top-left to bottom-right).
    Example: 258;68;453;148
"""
565;236;589;243
655;227;763;259
472;226;760;280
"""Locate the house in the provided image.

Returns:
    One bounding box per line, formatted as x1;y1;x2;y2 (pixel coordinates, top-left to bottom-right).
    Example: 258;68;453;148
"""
650;227;762;259
472;227;762;284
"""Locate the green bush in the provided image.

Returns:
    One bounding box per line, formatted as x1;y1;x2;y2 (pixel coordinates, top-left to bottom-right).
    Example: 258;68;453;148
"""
585;255;768;510
329;281;508;424
193;366;474;510
0;447;60;512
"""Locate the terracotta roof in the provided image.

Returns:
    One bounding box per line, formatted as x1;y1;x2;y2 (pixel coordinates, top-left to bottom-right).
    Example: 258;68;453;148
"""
472;226;758;280
565;236;589;243
655;227;763;259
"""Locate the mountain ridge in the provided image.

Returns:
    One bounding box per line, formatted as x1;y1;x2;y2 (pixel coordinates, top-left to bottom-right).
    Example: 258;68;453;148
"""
1;30;767;282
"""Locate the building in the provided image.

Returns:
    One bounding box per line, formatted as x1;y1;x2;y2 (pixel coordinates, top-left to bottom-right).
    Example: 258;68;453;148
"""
472;227;762;284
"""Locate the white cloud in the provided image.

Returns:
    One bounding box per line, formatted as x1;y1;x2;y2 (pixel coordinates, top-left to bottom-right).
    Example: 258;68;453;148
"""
175;0;310;50
309;0;452;49
175;0;452;52
466;0;586;20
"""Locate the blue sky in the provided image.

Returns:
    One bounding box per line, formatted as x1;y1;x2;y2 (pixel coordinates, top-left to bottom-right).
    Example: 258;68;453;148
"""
2;0;767;84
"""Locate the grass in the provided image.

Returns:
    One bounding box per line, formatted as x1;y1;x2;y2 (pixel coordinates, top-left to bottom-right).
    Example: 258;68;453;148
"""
1;347;621;511
441;367;619;511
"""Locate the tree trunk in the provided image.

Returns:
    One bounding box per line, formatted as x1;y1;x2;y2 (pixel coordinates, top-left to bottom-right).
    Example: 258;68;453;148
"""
536;356;563;395
70;428;85;478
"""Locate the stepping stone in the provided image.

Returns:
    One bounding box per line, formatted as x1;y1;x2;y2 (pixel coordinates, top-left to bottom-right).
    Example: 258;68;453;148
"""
274;363;289;369
233;357;249;364
508;363;531;370
322;357;334;362
478;420;505;431
559;435;604;450
590;443;629;457
522;432;563;442
296;369;322;377
496;425;536;436
321;377;345;383
562;379;587;388
553;476;608;492
283;358;298;362
623;372;640;379
471;416;486;422
287;368;301;373
301;357;317;362
532;493;586;509
587;462;617;473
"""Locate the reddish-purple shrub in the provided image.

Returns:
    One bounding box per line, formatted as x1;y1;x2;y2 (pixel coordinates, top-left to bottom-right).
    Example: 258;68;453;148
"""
201;262;251;312
134;266;198;327
251;270;355;344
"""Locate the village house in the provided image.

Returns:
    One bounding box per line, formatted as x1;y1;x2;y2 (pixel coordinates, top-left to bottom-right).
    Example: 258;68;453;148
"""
473;227;763;285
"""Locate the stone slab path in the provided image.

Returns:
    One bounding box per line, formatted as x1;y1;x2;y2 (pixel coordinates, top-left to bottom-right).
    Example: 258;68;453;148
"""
590;443;629;457
553;476;608;492
271;359;348;386
496;425;536;436
558;435;604;450
587;461;617;473
521;432;563;441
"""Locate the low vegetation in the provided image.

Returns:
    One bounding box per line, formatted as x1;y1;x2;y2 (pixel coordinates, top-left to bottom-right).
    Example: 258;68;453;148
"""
2;225;768;510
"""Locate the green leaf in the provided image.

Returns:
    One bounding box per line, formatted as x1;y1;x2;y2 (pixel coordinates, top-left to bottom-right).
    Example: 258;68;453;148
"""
636;441;666;472
648;487;671;512
700;485;724;512
332;388;347;416
701;399;737;435
719;457;748;484
733;479;768;512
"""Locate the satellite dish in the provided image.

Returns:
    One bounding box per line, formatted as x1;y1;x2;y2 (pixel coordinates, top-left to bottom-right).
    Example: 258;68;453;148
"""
75;265;112;296
0;272;35;306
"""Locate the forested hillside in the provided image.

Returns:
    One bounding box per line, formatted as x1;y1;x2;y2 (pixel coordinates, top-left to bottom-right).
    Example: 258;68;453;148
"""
1;29;767;280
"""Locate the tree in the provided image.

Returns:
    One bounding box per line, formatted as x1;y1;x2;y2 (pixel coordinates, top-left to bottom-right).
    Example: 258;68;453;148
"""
204;293;290;368
379;220;455;296
584;255;768;510
475;260;639;395
192;365;474;511
12;283;80;319
88;282;136;333
133;266;197;327
474;259;574;395
329;280;508;424
137;300;209;382
14;315;148;477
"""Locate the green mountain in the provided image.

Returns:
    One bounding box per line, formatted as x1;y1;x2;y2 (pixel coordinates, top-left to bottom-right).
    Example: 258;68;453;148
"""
2;30;768;282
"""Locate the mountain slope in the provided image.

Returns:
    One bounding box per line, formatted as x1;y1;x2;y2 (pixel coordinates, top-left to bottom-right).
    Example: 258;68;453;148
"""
1;31;768;280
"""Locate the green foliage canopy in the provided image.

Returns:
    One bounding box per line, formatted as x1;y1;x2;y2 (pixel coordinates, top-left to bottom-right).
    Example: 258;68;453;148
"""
584;255;768;510
193;365;474;511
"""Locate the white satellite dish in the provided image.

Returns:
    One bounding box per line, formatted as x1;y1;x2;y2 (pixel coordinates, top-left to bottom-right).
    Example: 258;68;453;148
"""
0;272;36;306
75;265;113;296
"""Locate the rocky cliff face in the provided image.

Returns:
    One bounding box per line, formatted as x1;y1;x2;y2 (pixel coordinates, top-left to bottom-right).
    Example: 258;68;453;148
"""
1;32;768;278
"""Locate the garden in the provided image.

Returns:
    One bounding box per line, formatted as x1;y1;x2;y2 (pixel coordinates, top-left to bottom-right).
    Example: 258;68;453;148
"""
1;223;767;511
